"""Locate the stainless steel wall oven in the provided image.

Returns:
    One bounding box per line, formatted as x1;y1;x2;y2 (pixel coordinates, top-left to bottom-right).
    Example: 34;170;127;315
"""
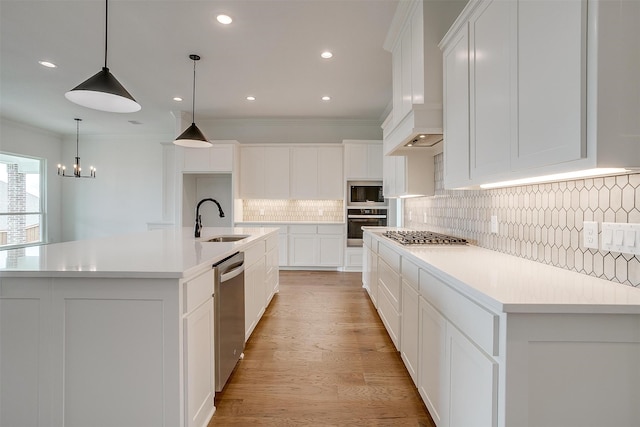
347;208;387;247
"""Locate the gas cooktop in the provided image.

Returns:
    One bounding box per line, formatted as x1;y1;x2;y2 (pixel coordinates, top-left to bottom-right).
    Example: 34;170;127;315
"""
382;230;468;246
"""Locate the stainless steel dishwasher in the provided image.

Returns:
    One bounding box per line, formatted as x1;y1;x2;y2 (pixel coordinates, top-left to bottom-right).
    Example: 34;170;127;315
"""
213;252;245;391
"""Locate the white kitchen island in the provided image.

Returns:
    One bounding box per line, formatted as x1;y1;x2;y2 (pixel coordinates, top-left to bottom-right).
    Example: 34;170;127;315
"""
363;228;640;427
0;227;279;427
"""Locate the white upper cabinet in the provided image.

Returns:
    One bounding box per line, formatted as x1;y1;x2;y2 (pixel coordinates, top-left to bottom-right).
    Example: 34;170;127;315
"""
242;145;342;200
291;146;343;200
343;140;383;180
240;146;290;199
441;0;640;188
182;143;235;172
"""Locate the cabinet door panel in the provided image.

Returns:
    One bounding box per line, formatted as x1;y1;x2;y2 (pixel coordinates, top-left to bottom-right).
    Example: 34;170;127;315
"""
514;0;586;169
401;281;419;385
240;147;265;198
367;144;383;179
345;144;368;179
318;235;343;266
264;147;290;198
318;147;343;199
184;300;215;427
443;28;471;188
290;148;318;199
447;324;498;427
288;235;317;266
470;0;513;179
418;297;447;426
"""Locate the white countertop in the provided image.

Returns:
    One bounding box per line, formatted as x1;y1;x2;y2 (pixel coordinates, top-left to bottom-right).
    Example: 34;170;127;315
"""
0;227;279;279
366;228;640;314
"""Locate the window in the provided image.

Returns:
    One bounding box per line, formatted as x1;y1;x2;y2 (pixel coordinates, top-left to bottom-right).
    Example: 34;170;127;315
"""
0;153;44;248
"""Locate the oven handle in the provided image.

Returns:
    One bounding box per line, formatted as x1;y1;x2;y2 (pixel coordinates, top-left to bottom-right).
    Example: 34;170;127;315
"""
347;215;387;219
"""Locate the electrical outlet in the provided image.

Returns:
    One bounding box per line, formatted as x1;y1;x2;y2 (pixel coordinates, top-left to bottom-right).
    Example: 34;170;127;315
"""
409;211;412;221
423;212;427;223
318;209;323;216
490;215;498;234
259;208;265;216
583;221;598;249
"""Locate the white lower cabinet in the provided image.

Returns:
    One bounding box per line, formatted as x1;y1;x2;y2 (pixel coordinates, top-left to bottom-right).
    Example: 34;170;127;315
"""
244;242;267;340
184;292;215;427
376;242;402;350
288;224;344;267
400;280;419;385
362;235;378;307
446;323;498;427
418;296;447;426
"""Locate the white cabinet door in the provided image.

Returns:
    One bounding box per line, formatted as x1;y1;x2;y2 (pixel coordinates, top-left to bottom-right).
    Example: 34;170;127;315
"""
447;324;498;427
184;298;215;427
278;233;288;266
383;155;397;197
264;147;290;198
418;296;448;427
469;0;513;180
345;143;368;180
367;144;383;179
514;0;585;170
244;257;266;340
318;235;343;266
288;234;317;266
442;26;471;189
317;146;343;199
290;147;318;199
183;145;233;172
240;146;265;198
401;280;419;385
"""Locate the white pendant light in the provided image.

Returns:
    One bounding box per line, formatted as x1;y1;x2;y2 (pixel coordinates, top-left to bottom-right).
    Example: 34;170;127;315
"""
174;54;212;148
65;0;141;113
57;119;96;179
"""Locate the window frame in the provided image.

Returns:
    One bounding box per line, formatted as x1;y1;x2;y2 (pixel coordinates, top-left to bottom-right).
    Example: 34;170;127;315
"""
0;151;46;250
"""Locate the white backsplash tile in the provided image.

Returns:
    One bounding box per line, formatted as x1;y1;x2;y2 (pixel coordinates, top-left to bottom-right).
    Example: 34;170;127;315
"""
242;199;344;223
404;153;640;287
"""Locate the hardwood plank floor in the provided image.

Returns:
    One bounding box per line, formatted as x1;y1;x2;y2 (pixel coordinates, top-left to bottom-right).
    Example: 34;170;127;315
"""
209;270;435;427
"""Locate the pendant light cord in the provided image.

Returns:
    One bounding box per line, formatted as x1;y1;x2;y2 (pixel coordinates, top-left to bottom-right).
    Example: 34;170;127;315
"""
75;118;81;157
192;58;196;124
104;0;109;69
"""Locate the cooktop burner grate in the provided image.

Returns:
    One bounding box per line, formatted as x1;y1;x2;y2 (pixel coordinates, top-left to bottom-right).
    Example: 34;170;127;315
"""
382;230;468;245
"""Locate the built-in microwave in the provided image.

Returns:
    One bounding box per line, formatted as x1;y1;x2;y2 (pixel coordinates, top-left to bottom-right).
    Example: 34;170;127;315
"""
347;181;386;206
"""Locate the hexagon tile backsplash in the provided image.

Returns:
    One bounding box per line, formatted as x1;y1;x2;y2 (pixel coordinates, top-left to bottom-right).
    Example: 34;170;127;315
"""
404;154;640;287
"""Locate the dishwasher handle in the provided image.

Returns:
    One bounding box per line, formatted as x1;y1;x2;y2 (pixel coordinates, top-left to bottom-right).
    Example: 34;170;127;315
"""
220;261;244;282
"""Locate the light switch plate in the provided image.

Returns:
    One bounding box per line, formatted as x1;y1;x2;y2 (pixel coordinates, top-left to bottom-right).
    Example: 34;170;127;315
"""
583;221;598;249
601;222;640;255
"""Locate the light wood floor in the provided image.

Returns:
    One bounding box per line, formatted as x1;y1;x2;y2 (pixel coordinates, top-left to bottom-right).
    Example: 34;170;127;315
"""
208;270;435;426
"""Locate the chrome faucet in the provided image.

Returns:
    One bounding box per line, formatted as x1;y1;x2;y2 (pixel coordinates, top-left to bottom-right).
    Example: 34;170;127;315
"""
194;198;225;238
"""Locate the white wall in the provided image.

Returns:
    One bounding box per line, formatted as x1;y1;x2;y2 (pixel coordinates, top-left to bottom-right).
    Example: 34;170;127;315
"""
0;118;63;243
60;132;171;241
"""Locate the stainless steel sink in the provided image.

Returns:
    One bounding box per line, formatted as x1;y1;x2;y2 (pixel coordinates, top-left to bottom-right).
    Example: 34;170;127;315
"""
201;235;249;243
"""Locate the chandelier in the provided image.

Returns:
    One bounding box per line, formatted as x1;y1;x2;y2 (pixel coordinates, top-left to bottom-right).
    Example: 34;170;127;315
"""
57;118;96;178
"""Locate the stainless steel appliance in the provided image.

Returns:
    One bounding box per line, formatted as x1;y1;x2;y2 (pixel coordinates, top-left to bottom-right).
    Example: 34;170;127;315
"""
382;230;467;245
213;252;245;391
347;208;387;247
348;181;386;206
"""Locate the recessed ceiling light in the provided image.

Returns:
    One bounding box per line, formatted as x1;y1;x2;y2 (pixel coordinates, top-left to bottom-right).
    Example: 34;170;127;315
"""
173;97;183;102
246;96;256;101
217;14;232;25
38;60;57;68
321;51;333;59
322;96;331;101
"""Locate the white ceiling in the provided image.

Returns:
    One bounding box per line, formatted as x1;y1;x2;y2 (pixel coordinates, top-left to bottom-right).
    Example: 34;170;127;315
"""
0;0;399;138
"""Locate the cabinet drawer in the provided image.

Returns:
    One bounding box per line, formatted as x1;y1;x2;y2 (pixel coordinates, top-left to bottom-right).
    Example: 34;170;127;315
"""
378;258;401;311
401;257;419;291
317;224;344;234
378;284;401;350
289;225;317;234
419;270;499;356
244;241;265;266
378;241;401;273
184;269;214;314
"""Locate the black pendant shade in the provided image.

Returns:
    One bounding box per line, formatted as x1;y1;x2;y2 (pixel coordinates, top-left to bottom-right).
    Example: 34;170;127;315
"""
174;54;211;148
65;67;140;113
65;0;141;113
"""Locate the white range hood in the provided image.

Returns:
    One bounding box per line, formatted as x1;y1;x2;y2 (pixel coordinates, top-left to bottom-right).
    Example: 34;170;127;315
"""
382;0;467;156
